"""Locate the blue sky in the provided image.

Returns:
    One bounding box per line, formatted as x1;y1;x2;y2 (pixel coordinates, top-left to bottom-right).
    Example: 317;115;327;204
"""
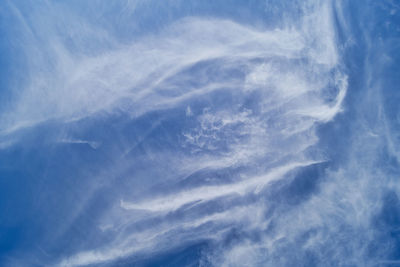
0;0;400;266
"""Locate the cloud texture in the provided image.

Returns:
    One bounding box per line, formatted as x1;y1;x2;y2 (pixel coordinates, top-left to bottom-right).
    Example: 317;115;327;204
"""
0;0;399;266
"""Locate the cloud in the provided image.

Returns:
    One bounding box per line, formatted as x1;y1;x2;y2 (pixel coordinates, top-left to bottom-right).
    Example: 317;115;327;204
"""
13;0;400;267
41;0;351;266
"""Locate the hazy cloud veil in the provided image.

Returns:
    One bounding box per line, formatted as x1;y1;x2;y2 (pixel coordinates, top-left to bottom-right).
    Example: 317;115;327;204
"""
0;0;399;266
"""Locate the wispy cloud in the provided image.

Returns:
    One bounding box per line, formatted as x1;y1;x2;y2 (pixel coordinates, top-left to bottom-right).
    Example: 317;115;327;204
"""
5;0;399;266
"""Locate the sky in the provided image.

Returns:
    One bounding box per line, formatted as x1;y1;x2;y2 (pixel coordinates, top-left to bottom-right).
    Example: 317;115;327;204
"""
0;0;400;266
